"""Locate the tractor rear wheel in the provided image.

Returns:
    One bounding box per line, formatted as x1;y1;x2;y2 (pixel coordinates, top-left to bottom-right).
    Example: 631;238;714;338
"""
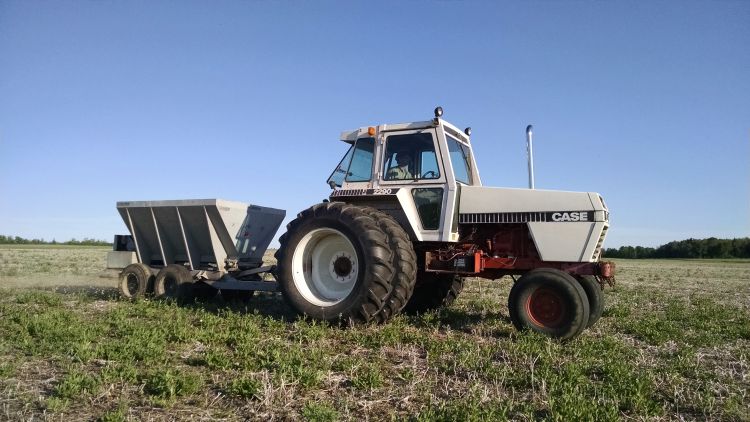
275;202;394;324
118;263;153;299
154;264;193;299
577;275;604;328
508;268;590;340
359;208;417;322
404;271;464;314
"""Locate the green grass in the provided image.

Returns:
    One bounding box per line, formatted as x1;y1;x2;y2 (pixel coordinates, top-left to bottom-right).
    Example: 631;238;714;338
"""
0;254;748;420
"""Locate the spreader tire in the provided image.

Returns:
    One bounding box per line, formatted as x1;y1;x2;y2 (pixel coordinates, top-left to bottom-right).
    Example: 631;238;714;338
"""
404;271;465;314
275;202;394;324
359;208;417;322
577;275;604;328
118;263;152;299
508;268;590;340
154;264;193;299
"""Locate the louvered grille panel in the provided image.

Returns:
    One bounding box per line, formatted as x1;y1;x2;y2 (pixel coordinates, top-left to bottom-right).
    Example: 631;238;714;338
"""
592;226;609;260
459;212;548;224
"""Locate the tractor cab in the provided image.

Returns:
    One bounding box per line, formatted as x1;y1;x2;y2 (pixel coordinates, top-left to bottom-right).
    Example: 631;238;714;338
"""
326;107;481;242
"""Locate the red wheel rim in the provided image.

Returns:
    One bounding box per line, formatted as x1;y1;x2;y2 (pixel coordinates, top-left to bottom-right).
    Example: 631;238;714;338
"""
525;288;566;327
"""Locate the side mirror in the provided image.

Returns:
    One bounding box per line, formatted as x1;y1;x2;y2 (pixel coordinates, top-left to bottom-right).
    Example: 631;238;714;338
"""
328;180;338;190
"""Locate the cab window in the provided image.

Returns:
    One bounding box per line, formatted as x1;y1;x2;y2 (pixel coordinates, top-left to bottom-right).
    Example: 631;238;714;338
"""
345;137;375;182
382;132;440;181
446;135;472;185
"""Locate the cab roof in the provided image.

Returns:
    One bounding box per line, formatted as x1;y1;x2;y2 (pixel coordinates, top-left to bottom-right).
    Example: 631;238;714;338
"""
339;119;470;145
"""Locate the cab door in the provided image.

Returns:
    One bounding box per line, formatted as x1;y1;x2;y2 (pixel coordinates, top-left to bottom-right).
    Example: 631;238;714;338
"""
378;128;449;241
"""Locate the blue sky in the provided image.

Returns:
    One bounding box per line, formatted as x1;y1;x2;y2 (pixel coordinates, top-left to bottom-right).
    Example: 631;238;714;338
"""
0;1;748;248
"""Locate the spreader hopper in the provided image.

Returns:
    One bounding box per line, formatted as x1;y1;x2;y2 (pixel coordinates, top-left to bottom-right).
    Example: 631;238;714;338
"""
116;199;285;273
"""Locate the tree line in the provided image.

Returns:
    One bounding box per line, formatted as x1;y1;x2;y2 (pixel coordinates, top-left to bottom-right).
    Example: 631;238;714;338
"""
0;235;111;247
603;237;750;259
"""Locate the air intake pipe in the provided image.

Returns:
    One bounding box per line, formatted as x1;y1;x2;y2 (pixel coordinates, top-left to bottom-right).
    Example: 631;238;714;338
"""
526;124;535;189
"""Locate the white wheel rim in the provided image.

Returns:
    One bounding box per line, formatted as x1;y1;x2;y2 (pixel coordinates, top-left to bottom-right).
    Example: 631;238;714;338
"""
291;228;359;307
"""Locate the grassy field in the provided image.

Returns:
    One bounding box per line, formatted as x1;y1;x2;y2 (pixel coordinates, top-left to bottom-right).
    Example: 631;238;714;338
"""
0;245;748;421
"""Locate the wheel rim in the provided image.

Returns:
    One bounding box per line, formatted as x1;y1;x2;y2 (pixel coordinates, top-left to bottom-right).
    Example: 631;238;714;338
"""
292;228;359;307
526;288;566;327
126;273;139;296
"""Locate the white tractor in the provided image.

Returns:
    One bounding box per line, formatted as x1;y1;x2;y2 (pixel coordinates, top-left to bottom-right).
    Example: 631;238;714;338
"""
274;107;613;339
111;107;613;340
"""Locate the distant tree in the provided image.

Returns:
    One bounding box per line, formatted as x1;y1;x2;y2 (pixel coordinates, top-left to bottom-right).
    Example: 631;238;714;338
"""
604;237;749;259
0;235;111;246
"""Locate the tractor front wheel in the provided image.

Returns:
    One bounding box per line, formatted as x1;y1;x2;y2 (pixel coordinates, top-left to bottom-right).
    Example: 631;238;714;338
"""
508;268;590;340
577;275;604;328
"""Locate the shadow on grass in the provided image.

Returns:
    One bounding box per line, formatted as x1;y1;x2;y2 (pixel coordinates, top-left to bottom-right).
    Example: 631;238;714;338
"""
179;292;298;322
46;284;513;332
408;307;514;337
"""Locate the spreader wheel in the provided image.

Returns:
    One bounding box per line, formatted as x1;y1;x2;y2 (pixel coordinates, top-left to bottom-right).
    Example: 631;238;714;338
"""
508;268;590;340
154;264;193;299
275;202;394;324
118;263;153;299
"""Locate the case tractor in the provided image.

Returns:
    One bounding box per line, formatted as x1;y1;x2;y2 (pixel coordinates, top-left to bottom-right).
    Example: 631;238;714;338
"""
110;107;614;339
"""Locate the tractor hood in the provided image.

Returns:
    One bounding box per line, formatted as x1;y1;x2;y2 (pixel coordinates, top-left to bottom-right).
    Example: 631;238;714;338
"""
458;187;609;262
459;186;608;221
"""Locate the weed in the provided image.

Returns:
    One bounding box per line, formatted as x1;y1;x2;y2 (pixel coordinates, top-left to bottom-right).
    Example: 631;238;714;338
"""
15;290;62;306
226;375;263;400
98;407;127;422
0;361;16;378
301;401;338;422
351;363;383;391
54;369;101;399
143;369;202;400
412;396;513;421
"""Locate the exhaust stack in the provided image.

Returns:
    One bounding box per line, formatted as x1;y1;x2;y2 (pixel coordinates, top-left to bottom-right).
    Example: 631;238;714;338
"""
526;124;535;189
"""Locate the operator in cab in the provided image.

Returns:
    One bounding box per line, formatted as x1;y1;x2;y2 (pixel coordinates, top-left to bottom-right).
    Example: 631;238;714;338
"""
386;152;413;180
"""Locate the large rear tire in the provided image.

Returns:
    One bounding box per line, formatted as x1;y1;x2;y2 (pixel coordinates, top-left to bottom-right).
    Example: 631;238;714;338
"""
404;271;464;314
577;275;604;328
275;202;394;324
154;264;193;299
359;208;417;322
508;268;590;340
118;263;153;299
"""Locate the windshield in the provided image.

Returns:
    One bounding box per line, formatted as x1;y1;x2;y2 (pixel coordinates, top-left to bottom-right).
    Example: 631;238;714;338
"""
446;134;473;185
